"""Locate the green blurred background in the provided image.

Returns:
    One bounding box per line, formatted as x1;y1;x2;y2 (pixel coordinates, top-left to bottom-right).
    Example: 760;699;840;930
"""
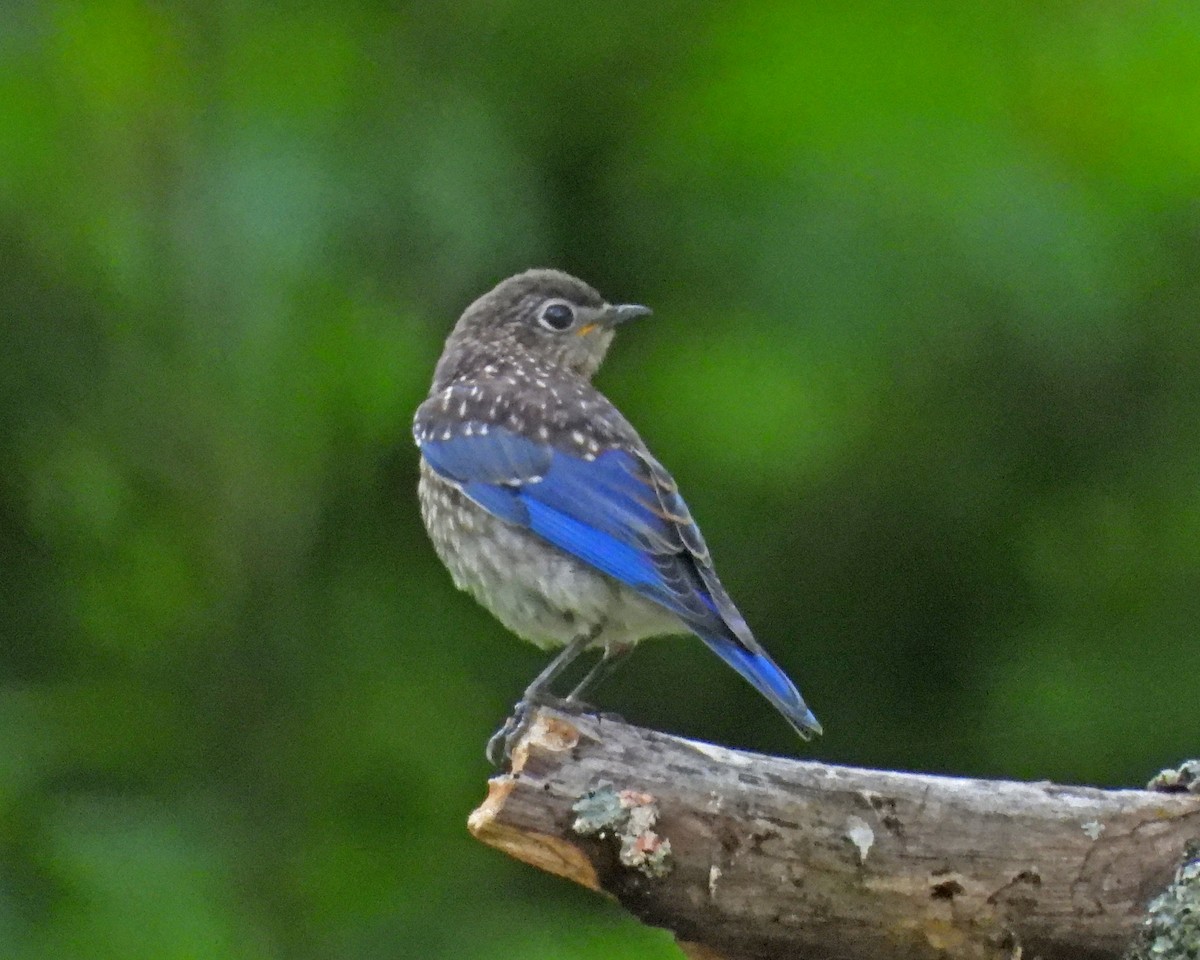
2;1;1198;957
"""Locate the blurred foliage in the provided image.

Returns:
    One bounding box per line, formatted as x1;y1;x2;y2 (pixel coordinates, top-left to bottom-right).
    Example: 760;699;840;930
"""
2;1;1199;957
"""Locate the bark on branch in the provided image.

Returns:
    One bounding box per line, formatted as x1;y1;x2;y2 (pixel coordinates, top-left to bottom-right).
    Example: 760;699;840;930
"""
468;707;1200;960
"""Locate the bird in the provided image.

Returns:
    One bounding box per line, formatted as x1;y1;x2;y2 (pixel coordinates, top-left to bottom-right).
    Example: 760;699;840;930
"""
413;268;821;763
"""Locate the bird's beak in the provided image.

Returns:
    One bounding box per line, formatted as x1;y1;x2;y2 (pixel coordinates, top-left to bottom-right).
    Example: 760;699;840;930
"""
605;303;653;326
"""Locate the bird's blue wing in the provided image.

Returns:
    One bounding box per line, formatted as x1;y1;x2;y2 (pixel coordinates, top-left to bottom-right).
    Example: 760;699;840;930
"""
419;424;820;739
420;428;701;617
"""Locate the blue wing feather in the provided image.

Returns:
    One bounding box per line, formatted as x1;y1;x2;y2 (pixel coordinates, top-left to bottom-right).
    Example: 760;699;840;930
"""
695;632;822;739
524;499;663;591
530;452;682;554
419;425;820;738
422;427;550;484
459;481;527;527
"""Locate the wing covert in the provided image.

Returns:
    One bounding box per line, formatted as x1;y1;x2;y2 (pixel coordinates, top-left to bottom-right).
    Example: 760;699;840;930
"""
418;426;729;633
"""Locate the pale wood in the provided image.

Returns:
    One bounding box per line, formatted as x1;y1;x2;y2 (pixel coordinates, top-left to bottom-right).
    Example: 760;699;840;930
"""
468;707;1200;960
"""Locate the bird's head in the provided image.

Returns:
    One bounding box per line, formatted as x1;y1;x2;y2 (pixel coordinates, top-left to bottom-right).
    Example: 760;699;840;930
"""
437;269;651;385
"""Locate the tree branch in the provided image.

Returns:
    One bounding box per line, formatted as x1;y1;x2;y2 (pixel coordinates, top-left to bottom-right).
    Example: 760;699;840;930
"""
468;707;1200;960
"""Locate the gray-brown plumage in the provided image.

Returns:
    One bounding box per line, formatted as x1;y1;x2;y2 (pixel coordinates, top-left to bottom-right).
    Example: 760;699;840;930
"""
414;269;820;763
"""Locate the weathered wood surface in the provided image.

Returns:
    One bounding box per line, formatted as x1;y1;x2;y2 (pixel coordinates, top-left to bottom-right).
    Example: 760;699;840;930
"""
468;707;1200;960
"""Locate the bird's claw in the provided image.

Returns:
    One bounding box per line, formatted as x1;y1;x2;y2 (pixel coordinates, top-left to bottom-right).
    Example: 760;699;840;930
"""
486;697;628;766
485;707;527;767
485;696;586;766
558;696;626;724
487;698;554;766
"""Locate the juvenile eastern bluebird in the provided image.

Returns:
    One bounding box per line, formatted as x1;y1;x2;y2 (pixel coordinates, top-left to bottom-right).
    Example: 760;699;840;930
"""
414;269;821;763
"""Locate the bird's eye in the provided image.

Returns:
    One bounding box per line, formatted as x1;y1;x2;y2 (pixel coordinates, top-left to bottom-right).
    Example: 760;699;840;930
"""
537;300;576;331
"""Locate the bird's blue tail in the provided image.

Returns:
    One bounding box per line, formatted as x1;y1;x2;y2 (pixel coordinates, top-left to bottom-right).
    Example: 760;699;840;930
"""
696;632;822;740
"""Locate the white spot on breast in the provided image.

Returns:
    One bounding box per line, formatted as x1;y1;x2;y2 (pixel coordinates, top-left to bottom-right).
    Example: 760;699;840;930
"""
441;429;452;440
536;425;549;441
478;423;489;435
464;423;474;436
458;400;468;417
570;430;586;446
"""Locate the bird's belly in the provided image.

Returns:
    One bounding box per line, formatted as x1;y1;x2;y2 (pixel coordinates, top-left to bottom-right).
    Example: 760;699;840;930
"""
418;466;684;651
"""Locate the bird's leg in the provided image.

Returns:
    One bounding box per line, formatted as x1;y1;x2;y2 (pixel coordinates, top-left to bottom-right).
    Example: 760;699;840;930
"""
486;622;602;766
566;641;634;704
519;624;602;704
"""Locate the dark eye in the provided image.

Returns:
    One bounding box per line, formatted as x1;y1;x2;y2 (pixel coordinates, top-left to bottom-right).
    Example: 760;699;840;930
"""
538;300;576;331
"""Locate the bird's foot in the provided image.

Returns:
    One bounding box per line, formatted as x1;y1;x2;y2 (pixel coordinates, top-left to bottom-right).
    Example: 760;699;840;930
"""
485;697;626;766
537;693;626;724
543;692;594;713
562;696;626;724
486;705;530;767
486;697;556;766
